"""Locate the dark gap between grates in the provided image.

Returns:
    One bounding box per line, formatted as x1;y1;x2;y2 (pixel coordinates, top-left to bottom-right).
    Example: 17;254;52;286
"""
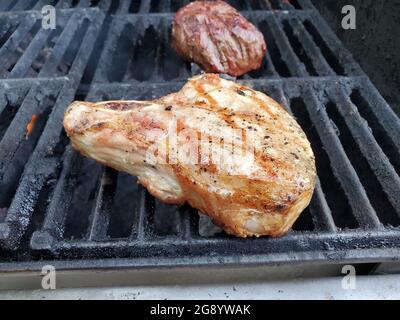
289;0;303;10
63;158;103;240
4;0;18;11
0;24;17;47
350;90;400;177
150;0;164;13
153;200;182;237
18;27;64;78
62;88;102;241
0;103;20;142
109;0;121;14
170;0;183;12
282;19;317;76
129;0;141;13
80;15;113;85
290;97;357;229
20;175;59;246
56;18;90;76
268;0;308;10
249;0;270;10
292;206;314;231
0;9;105;249
95;11;351;84
107;23;136;82
0;93;58;210
91;0;102;8
302;19;345;76
325;101;399;226
53;0;114;12
131;25;159;81
106;172;139;239
2;21;42;76
253;20;290;77
20;0;39;11
105;18;191;83
0;10;104;80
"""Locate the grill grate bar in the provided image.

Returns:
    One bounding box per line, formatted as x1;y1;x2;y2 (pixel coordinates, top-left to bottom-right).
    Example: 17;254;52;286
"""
296;0;314;10
135;187;150;241
0;9;104;248
115;0;132;14
276;84;336;231
308;180;337;231
65;10;105;78
0;16;38;70
1;0;20;12
262;50;278;77
88;167;117;241
287;17;335;76
30;0;49;11
0;1;11;11
308;12;363;76
159;0;172;13
37;13;84;77
357;82;400;152
331;88;400;215
0;86;58;178
0;22;13;40
91;19;138;83
138;0;151;13
302;89;381;228
259;14;308;77
8;27;54;78
150;20;164;81
180;208;198;240
75;0;92;8
16;0;40;11
30;146;79;249
56;0;76;10
0;81;71;248
15;78;400;259
90;11;362;84
0;88;9;115
263;0;274;10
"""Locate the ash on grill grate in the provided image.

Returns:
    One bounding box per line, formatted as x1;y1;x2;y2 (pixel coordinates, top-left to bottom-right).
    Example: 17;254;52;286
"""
0;9;104;80
0;0;312;14
0;79;65;247
0;7;105;249
0;0;109;12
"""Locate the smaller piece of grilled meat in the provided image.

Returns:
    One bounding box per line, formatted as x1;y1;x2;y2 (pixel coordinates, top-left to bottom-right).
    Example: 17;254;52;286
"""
171;0;267;77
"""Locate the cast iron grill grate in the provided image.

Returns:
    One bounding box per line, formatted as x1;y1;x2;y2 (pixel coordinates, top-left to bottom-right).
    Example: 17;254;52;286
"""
0;0;312;13
92;11;361;84
0;0;399;271
0;9;104;80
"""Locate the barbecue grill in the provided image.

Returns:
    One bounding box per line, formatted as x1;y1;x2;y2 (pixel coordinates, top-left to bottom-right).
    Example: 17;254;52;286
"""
0;0;400;289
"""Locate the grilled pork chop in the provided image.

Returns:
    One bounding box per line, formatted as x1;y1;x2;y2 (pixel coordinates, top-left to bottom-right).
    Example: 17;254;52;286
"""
171;0;266;77
63;74;316;237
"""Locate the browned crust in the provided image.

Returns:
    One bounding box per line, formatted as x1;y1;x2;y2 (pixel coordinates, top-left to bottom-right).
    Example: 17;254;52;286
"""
171;0;267;76
63;74;316;238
